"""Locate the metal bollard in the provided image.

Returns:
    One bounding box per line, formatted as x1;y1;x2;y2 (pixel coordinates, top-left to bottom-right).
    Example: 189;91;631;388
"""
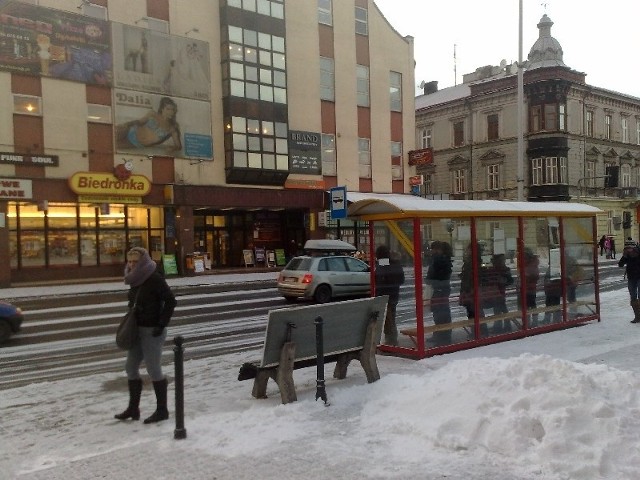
314;316;329;406
173;335;187;440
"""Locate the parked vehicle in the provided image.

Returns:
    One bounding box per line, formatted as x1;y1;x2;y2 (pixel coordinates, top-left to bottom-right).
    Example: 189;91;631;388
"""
277;240;371;303
0;301;23;344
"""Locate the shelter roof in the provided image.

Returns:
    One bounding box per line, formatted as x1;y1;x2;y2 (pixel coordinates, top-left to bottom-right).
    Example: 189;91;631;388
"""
346;192;602;219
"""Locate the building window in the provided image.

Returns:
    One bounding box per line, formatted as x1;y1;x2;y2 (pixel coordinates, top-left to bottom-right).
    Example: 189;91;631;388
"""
320;56;335;101
356;65;370;107
423;173;433;194
487;113;499;141
636;118;640;145
318;0;332;25
87;104;112;124
487;164;500;190
531;157;543;185
622;164;631;187
544;104;557;131
358;138;371;178
391;142;402;179
355;6;368;35
533;156;567;184
622;116;629;143
605;114;612;140
586;160;596;187
390;71;402;112
421;128;432;148
586;110;594;137
529;102;566;132
13;94;41;116
453;120;464;146
230;116;288;170
530;106;541;132
321;133;336;176
453;169;466;193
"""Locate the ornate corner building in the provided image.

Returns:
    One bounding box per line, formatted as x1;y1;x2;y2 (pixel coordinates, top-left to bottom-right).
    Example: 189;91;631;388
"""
0;0;415;285
414;14;640;241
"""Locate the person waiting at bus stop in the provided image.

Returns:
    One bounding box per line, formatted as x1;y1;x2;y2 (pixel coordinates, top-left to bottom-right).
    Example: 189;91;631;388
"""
619;239;640;323
375;245;405;346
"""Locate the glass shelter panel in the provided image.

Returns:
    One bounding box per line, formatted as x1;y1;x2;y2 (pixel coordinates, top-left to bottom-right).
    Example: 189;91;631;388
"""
373;220;415;347
562;217;597;320
475;217;523;338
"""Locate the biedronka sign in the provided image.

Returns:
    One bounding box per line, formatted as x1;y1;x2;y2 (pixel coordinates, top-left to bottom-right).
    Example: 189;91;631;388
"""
68;172;151;204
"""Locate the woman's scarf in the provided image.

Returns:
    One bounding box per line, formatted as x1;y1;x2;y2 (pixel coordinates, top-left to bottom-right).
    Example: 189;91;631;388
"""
124;248;157;287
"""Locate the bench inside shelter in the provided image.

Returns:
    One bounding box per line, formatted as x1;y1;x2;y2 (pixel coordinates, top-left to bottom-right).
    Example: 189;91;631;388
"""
238;295;388;404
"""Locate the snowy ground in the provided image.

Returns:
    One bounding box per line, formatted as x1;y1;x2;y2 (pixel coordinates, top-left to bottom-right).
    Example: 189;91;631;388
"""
1;272;639;480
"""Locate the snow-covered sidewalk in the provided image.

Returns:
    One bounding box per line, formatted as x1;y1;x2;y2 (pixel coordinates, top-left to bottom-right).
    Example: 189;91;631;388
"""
2;282;639;479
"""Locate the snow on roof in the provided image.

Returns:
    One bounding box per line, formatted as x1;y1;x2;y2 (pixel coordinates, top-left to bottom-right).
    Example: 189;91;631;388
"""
346;192;602;219
415;83;470;110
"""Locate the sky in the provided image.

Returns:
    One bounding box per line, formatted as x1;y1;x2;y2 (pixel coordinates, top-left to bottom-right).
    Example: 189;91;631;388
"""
3;268;640;479
374;0;640;99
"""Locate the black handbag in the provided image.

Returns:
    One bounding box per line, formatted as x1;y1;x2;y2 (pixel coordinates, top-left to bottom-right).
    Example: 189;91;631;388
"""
116;290;140;350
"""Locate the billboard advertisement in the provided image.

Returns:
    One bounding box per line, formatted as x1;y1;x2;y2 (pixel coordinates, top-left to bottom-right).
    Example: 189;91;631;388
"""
288;130;321;175
111;23;210;101
114;89;213;159
0;1;111;85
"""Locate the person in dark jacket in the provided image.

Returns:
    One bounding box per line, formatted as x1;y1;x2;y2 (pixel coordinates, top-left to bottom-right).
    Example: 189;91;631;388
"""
486;253;514;333
425;241;453;344
115;247;177;424
619;239;640;323
375;245;405;346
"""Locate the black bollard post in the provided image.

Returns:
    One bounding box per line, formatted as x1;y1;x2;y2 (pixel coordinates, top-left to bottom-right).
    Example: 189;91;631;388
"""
314;316;329;406
173;335;187;440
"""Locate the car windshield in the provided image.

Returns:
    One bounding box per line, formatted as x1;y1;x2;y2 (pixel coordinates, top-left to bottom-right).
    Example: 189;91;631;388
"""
284;257;313;271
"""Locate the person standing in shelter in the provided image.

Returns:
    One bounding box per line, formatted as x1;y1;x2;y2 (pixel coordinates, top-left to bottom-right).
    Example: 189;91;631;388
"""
523;249;541;327
375;245;405;346
598;235;607;257
610;237;617;259
425;241;453;344
115;247;177;424
619;239;640;323
459;242;489;336
486;253;514;333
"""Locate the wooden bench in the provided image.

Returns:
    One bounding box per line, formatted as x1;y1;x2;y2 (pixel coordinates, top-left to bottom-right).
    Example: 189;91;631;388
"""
238;295;389;404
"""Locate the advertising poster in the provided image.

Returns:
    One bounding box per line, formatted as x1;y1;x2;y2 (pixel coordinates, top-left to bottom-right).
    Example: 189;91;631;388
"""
0;2;111;84
111;23;210;101
288;130;321;174
114;89;213;159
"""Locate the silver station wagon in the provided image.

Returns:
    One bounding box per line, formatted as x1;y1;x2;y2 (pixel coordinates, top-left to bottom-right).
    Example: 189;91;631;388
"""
277;240;371;303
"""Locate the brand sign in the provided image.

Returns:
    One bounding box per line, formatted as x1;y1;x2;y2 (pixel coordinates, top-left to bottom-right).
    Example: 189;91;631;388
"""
0;178;32;199
409;175;424;186
69;172;151;196
288;130;321;174
0;152;59;166
408;148;433;166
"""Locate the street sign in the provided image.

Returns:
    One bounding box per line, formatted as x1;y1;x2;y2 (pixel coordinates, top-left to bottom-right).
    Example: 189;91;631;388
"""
329;186;347;219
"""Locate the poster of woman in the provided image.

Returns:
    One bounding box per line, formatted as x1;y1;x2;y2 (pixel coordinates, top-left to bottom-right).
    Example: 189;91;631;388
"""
114;90;213;159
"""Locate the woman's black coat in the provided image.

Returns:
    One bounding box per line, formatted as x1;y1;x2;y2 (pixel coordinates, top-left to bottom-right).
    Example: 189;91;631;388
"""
128;272;177;328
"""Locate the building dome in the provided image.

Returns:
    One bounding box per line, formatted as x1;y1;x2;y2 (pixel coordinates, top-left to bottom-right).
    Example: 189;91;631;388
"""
527;14;566;69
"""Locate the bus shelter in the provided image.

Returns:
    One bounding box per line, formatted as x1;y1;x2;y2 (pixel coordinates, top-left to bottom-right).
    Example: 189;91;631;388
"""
347;192;602;359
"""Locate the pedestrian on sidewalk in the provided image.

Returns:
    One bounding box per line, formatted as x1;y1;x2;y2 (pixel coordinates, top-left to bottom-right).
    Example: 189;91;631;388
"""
619;239;640;323
115;247;177;424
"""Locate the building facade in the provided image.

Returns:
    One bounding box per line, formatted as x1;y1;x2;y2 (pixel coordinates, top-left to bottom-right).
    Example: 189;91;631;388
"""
0;0;415;286
414;14;640;243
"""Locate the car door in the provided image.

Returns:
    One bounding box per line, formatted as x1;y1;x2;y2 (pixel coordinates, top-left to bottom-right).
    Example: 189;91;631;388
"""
344;257;371;296
323;256;350;297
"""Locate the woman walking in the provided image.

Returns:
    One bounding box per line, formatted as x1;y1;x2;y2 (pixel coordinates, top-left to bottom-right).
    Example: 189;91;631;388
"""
115;247;177;424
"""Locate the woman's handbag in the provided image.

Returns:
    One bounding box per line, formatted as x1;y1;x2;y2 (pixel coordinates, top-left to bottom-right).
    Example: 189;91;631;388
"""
116;290;140;350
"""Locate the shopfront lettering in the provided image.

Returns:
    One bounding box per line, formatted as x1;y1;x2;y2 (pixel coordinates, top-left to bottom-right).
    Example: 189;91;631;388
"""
115;92;152;107
77;176;146;191
0;189;25;197
30;156;55;165
291;133;319;143
0;154;22;162
0;13;53;34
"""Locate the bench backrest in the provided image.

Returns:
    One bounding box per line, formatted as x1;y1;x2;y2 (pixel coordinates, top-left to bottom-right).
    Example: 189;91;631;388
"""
259;296;388;368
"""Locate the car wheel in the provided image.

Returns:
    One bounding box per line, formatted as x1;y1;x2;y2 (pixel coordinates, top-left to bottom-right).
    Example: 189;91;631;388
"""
0;321;11;344
284;296;297;303
314;285;332;304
